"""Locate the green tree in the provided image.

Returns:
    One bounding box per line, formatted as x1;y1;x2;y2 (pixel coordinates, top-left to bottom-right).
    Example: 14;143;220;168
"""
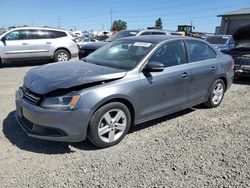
155;18;163;29
111;20;127;31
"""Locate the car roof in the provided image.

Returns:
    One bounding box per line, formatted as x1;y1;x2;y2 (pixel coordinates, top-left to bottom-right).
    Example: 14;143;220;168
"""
117;35;191;44
7;27;68;33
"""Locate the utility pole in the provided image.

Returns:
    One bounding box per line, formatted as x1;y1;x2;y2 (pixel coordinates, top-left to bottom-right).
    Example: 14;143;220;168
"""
110;8;113;29
58;16;61;29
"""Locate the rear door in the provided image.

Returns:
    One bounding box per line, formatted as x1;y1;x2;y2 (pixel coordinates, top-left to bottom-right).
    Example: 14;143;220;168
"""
184;40;218;104
2;29;31;59
28;29;53;58
138;40;190;120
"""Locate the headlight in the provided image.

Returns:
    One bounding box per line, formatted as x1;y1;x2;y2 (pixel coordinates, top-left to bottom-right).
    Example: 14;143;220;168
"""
40;95;80;110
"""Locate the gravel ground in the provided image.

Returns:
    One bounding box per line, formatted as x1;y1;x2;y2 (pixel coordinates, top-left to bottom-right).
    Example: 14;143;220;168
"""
0;60;249;187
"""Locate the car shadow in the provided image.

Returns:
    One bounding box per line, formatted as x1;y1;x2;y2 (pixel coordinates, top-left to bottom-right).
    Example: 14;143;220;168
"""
233;77;250;85
2;111;98;154
129;108;195;133
3;108;197;154
0;60;51;68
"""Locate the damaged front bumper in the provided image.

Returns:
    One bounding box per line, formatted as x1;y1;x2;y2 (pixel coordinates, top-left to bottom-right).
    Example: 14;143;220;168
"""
15;90;92;142
234;56;250;77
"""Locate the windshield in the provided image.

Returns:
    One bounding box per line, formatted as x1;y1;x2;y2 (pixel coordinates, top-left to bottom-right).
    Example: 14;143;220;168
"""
85;40;155;70
105;30;139;42
205;36;229;44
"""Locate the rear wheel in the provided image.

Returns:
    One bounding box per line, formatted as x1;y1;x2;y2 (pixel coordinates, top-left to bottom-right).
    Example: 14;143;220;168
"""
204;79;225;108
54;49;70;62
88;102;131;148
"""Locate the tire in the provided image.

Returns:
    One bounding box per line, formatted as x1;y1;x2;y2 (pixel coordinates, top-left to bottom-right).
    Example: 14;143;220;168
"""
54;49;70;62
88;102;131;148
204;79;225;108
0;57;3;68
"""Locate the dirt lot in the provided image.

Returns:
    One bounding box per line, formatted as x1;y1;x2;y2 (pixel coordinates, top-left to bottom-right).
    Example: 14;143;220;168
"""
0;61;249;187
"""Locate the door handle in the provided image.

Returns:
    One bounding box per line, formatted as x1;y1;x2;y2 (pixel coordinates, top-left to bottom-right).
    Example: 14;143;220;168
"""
46;42;51;44
22;43;28;45
182;72;188;78
211;66;216;72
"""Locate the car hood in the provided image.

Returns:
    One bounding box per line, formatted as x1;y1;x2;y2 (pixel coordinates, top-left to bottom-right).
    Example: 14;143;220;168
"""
79;41;108;50
24;61;127;95
233;24;250;46
226;47;250;56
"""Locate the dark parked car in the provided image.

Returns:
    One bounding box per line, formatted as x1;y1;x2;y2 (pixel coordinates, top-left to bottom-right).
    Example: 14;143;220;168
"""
78;29;181;59
15;36;234;148
226;24;250;78
205;35;234;52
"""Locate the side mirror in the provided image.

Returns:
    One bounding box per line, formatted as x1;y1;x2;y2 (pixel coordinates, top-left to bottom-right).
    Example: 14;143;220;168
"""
143;62;164;72
1;36;6;42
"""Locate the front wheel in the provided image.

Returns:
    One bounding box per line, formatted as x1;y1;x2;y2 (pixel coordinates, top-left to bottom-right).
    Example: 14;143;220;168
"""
204;79;225;108
88;102;131;148
54;49;70;62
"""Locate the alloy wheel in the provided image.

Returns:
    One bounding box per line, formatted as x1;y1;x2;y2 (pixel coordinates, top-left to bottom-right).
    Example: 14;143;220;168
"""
98;109;127;143
57;52;69;61
212;82;224;105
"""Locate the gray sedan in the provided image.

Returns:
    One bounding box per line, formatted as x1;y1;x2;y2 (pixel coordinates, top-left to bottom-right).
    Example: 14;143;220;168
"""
15;36;234;148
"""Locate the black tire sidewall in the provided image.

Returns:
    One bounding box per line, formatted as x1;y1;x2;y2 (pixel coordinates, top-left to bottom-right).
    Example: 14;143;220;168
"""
88;102;131;148
54;49;70;62
208;79;225;108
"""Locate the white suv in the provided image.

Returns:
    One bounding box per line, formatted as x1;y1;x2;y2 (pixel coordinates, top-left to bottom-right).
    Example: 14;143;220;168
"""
0;27;79;64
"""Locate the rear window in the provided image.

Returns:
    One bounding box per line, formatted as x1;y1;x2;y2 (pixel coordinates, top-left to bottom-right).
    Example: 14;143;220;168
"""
152;32;166;35
48;31;67;38
185;40;217;62
29;30;49;39
205;36;229;44
105;30;139;42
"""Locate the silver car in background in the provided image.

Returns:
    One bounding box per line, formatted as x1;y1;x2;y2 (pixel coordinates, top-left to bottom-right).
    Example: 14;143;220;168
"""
0;27;79;65
15;36;234;148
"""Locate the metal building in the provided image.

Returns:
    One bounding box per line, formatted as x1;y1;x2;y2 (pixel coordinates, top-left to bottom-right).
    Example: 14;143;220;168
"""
217;8;250;34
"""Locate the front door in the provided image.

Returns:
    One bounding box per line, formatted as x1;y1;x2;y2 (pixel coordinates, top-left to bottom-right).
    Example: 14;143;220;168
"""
138;40;190;121
2;30;31;60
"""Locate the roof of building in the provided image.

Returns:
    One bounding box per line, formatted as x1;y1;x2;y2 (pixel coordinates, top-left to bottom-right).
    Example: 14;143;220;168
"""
218;8;250;17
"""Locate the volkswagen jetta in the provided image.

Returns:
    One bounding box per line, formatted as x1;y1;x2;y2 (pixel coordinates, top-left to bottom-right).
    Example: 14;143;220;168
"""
15;36;234;148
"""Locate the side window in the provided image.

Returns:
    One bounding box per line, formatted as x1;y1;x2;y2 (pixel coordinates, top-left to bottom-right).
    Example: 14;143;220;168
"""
5;30;28;40
140;32;152;36
48;31;67;38
149;41;185;67
152;32;166;35
29;30;49;39
185;40;217;62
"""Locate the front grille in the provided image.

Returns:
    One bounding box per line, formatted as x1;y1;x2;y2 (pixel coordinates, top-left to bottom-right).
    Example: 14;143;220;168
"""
17;115;66;137
20;87;41;104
